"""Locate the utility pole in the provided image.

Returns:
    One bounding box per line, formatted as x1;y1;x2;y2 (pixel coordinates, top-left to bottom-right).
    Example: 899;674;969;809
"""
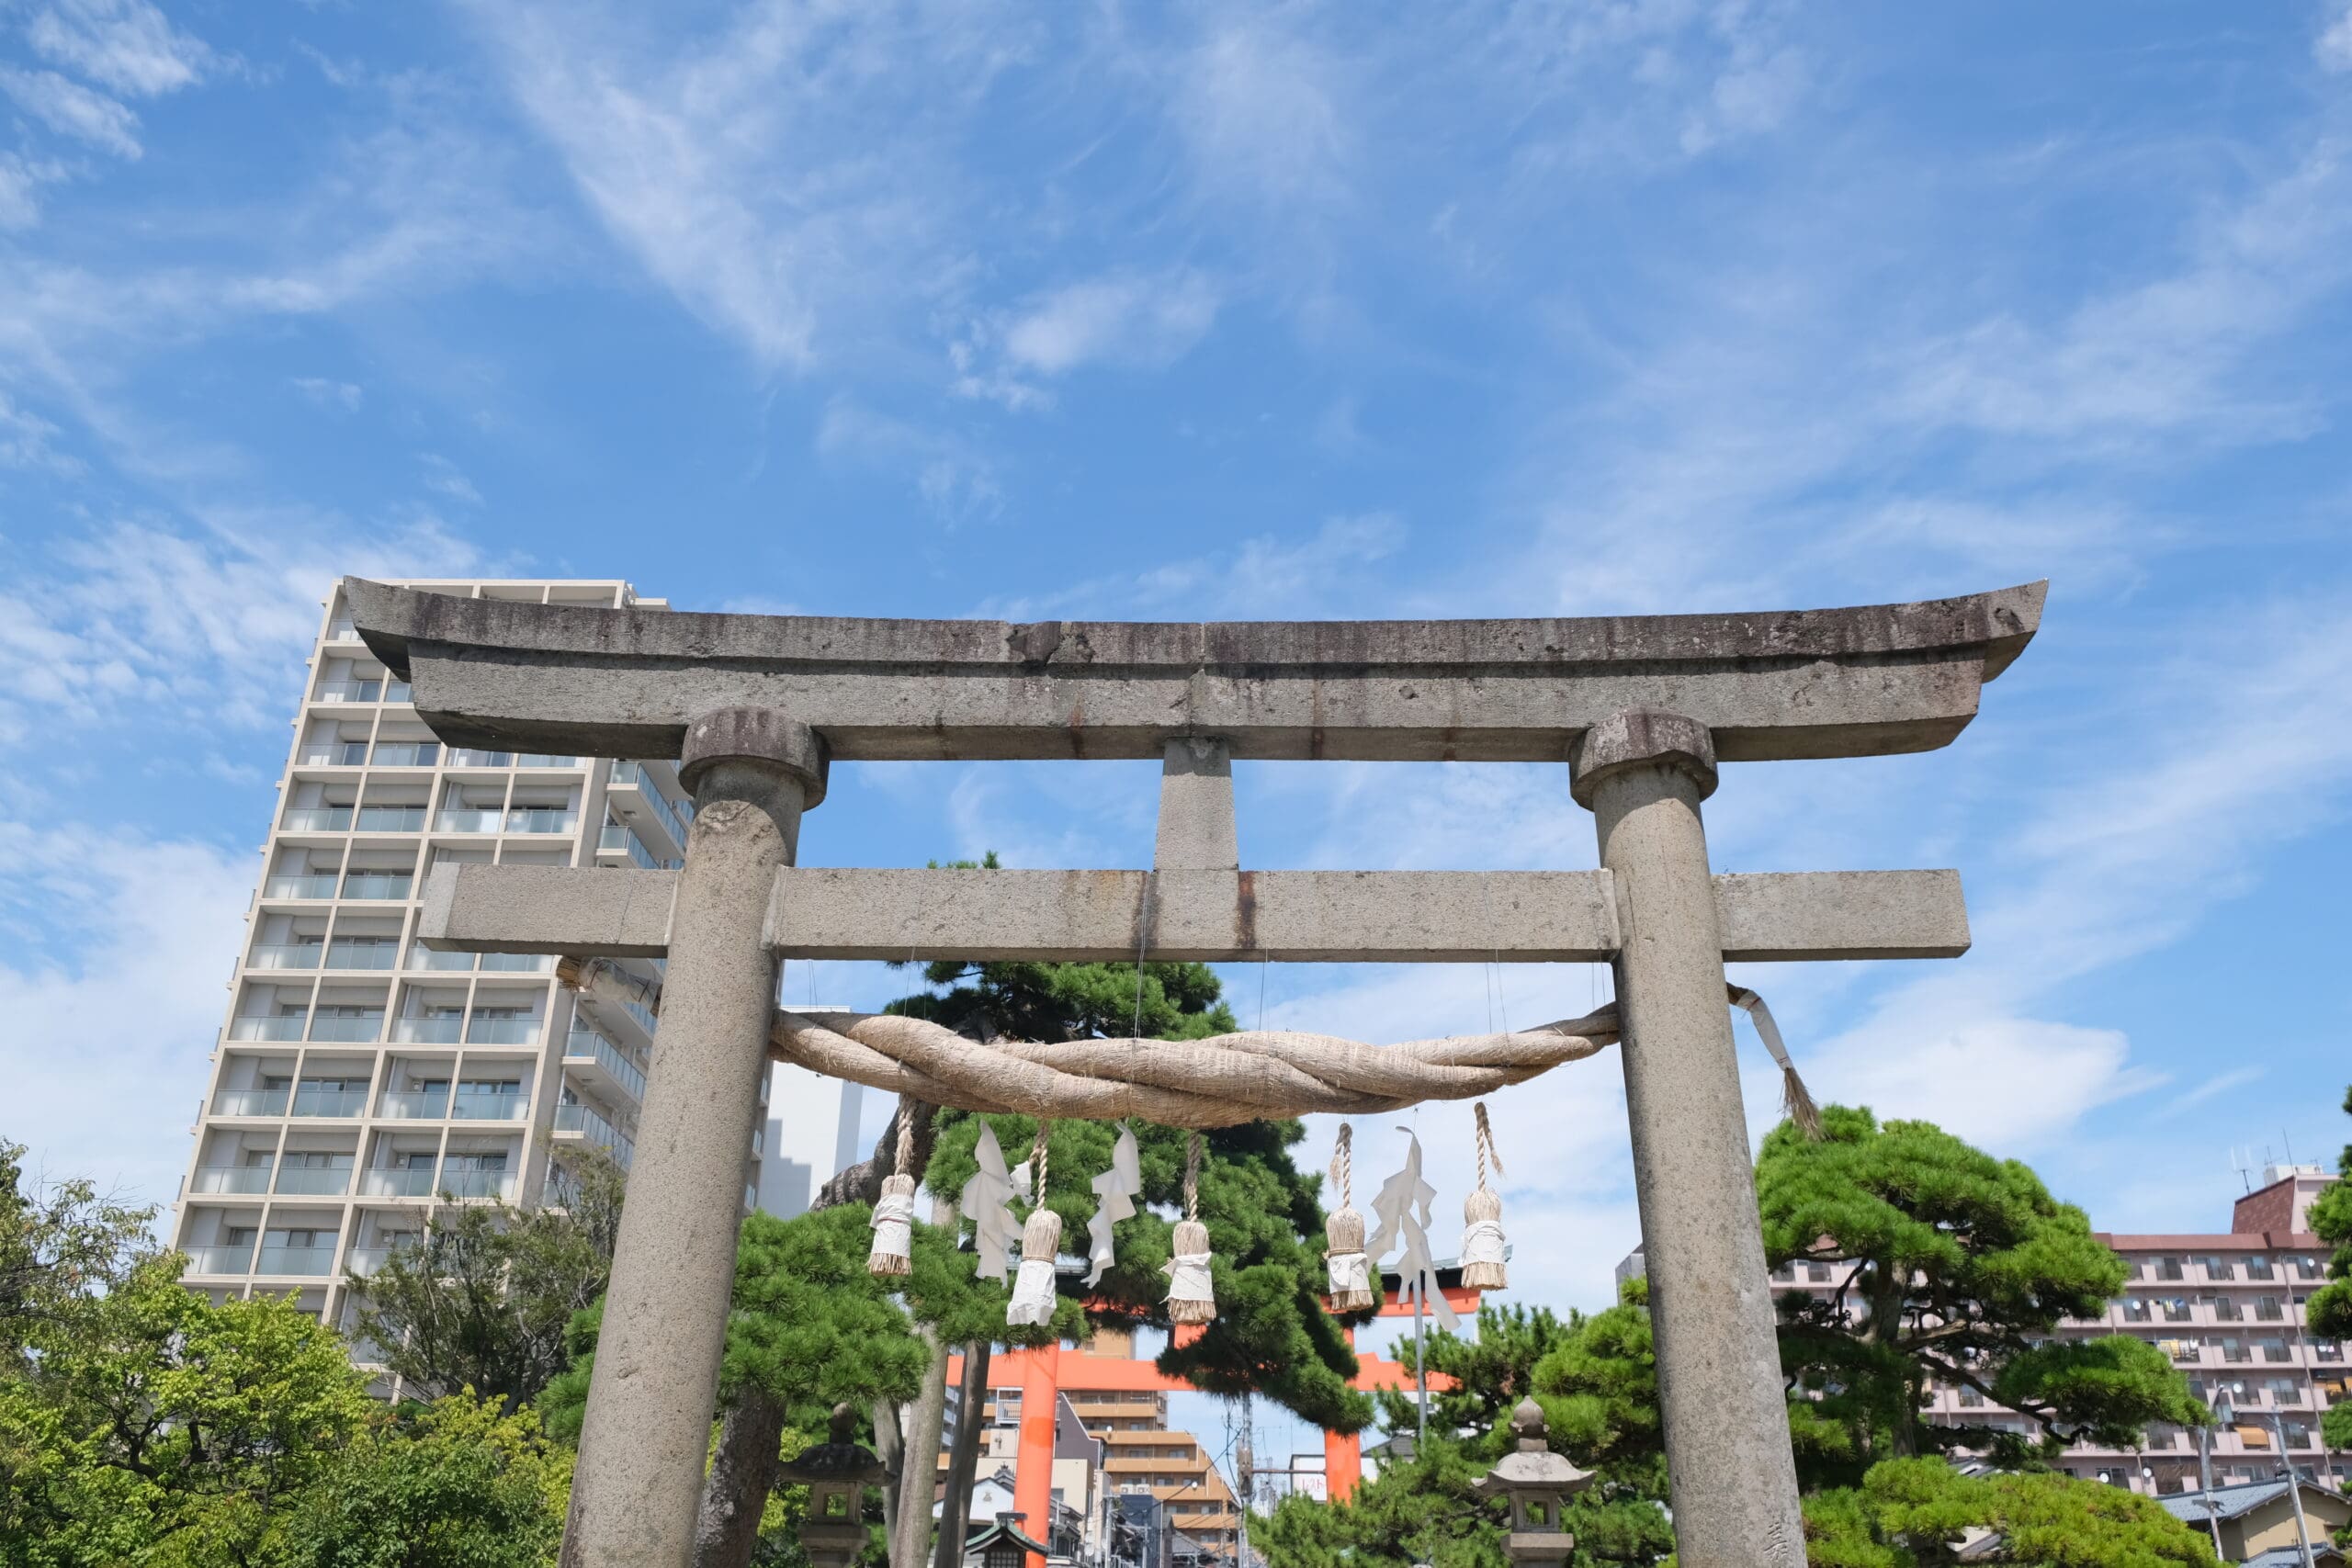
2270;1407;2317;1568
2195;1412;2223;1558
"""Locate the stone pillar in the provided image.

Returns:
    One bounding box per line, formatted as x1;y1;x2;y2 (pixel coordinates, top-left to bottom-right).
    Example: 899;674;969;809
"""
560;709;827;1568
1571;708;1802;1568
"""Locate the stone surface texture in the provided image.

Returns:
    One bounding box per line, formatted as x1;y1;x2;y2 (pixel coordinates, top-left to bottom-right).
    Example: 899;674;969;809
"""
1153;738;1239;871
559;749;809;1568
420;863;1970;964
345;578;2045;762
1568;707;1718;807
1587;718;1805;1567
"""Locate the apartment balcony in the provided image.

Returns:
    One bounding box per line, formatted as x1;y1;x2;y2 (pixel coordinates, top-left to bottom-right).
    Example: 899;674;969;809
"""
564;1030;646;1101
505;807;577;834
306;1017;383;1045
212;1089;290;1117
554;1102;634;1168
598;822;676;871
451;1093;528;1122
325;617;360;641
282;807;354;831
356;806;426;831
256;1246;335;1277
370;742;440;767
324;942;399;971
248;942;322;970
274;1165;354;1196
225;1015;305;1043
315;679;382;703
435;808;504;833
385;679;412;703
479;953;553;974
413;948;475;973
184;1243;256;1274
516;753;578;769
608;760;695;852
263;874;340;899
465;1016;541;1045
341;873;413;900
379;1089;450;1120
345;1245;406;1278
358;1167;435;1198
290;1086;368;1115
300;741;370;767
391;1016;463;1044
188;1166;273;1194
447;747;513;768
439;1168;517;1201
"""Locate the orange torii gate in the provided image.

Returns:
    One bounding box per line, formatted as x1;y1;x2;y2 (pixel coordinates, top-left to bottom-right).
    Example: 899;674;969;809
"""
948;1276;1487;1567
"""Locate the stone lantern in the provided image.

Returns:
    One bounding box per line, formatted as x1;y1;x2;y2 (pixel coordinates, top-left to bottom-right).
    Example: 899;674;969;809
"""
775;1404;888;1568
1473;1398;1593;1568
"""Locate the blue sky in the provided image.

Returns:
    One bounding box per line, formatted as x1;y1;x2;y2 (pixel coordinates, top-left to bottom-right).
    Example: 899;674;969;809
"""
6;0;2352;1465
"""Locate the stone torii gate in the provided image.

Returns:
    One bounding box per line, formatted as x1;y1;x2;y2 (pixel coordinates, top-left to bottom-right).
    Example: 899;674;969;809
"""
345;578;2043;1568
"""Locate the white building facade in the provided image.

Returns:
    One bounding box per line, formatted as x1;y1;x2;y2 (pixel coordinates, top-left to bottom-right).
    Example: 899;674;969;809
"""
172;578;762;1338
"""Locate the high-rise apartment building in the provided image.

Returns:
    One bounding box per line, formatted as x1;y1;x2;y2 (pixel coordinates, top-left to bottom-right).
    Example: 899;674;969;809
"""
171;578;764;1342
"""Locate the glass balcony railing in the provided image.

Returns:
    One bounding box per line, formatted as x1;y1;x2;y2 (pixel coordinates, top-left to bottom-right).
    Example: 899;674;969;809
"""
356;806;427;831
188;1166;272;1194
565;1030;646;1100
212;1089;289;1116
358;1167;435;1198
341;874;413;900
385;679;413;704
305;1016;383;1043
273;1166;353;1195
435;808;503;834
256;1246;335;1277
378;1089;450;1120
479;953;552;974
446;748;512;768
323;942;398;971
516;753;578;769
183;1243;255;1274
281;807;352;831
504;808;576;834
465;1017;540;1045
609;761;696;848
325;618;359;641
554;1102;633;1167
616;995;659;1038
315;679;382;703
248;943;322;970
263;874;339;899
392;1016;463;1043
599;822;675;871
413;948;474;972
226;1016;306;1043
344;1246;407;1278
437;1168;517;1201
370;742;439;767
300;742;370;766
290;1086;368;1115
451;1093;526;1122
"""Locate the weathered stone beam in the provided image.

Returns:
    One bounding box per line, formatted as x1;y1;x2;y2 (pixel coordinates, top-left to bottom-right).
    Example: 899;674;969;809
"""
345;579;2045;763
415;864;1969;964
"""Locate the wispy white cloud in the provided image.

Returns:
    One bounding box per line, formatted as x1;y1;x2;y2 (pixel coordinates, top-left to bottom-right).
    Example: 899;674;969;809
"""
954;267;1224;408
0;64;143;157
814;397;1003;526
23;0;215;98
969;513;1408;622
288;377;362;412
2318;1;2352;72
419;453;482;506
0;389;80;474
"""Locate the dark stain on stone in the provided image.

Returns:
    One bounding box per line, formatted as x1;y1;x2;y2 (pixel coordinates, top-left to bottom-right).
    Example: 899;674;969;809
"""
1235;869;1259;954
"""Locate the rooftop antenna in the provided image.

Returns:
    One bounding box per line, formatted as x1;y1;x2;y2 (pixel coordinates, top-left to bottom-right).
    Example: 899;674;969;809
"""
2281;1129;2295;1167
2231;1147;2256;1194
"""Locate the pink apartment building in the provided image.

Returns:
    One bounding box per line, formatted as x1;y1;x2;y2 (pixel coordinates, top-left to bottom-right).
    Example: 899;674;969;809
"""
1769;1163;2347;1496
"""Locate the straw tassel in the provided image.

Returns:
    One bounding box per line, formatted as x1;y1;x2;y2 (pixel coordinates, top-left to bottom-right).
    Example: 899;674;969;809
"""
1165;1131;1216;1325
1007;1124;1061;1325
1324;1124;1374;1311
1729;986;1823;1142
1458;1102;1508;1290
866;1106;919;1277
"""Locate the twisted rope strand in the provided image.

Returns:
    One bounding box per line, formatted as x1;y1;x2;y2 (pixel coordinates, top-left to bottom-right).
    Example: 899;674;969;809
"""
1330;1123;1352;1209
1183;1130;1203;1223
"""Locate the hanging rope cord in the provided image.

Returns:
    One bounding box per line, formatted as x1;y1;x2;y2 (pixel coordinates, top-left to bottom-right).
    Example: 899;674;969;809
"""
556;960;1818;1134
1473;1101;1502;1193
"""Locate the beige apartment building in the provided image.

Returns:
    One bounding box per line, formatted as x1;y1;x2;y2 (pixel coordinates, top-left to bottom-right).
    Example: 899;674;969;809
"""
1769;1163;2348;1497
170;579;763;1342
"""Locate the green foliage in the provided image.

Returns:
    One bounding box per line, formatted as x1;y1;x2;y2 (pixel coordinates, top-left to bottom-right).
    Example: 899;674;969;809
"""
0;1254;373;1566
542;1204;942;1441
275;1393;571;1568
0;1139;158;1366
897;908;1368;1433
2302;1081;2352;1344
347;1149;626;1414
1261;1293;1671;1568
1758;1106;2204;1485
1800;1456;2219;1566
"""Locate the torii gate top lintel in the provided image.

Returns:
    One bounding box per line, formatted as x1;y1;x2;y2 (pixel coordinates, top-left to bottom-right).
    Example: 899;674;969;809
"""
343;577;2043;763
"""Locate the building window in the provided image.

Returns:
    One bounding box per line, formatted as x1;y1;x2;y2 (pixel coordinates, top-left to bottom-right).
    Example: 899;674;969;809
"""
2155;1257;2185;1281
2245;1257;2275;1281
2199;1256;2234;1280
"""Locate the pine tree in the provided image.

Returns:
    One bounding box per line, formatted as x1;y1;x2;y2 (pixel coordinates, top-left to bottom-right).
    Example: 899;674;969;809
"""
2308;1082;2352;1451
1758;1106;2207;1486
1801;1455;2219;1566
